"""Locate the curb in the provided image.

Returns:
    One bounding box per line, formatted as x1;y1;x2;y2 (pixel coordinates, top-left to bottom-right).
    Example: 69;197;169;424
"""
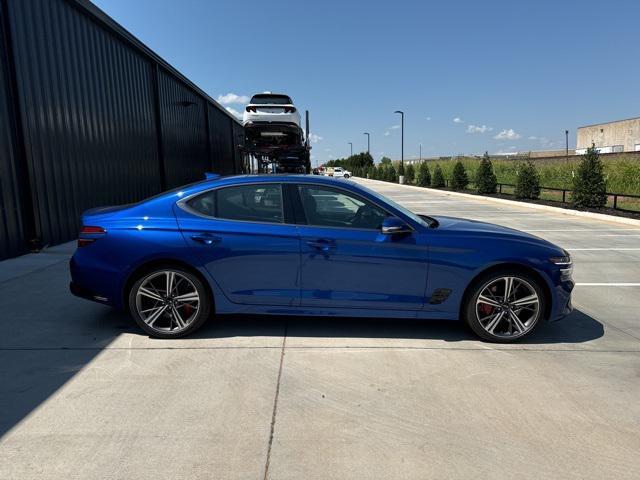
357;178;640;227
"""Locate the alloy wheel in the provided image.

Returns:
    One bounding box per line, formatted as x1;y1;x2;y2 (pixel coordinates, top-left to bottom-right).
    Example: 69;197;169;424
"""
475;276;540;339
135;270;200;333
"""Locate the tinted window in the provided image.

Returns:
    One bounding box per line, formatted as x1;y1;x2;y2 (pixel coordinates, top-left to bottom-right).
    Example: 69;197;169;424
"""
298;185;388;230
250;94;292;105
188;184;283;223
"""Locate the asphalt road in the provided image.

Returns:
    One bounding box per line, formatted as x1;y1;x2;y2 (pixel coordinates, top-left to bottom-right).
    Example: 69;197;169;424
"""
1;178;639;480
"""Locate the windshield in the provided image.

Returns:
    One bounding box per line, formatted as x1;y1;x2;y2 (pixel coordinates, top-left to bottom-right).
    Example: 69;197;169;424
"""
356;183;433;228
250;94;292;105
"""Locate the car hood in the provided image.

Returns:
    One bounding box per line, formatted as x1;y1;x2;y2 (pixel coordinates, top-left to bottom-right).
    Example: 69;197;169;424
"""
432;215;558;248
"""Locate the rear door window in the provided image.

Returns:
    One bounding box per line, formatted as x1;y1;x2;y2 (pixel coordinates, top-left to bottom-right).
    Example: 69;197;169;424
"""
187;184;284;224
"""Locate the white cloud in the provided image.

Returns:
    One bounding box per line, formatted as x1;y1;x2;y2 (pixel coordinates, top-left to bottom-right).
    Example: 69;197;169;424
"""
390;124;400;130
493;128;522;140
453;117;464;123
217;93;250;105
466;124;493;134
426;117;432;121
308;133;323;143
225;107;243;119
324;148;332;152
384;130;391;136
528;136;538;140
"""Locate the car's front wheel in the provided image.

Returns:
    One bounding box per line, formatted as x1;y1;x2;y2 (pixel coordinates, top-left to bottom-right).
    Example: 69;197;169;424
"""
128;267;211;338
463;270;545;342
343;174;350;179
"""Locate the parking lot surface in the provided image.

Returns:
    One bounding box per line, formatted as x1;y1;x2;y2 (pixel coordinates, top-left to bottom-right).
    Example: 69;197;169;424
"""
1;178;639;480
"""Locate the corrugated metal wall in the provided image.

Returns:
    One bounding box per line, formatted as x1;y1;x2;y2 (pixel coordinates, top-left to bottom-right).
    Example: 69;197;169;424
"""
233;121;247;174
208;104;234;175
0;0;243;258
158;70;209;189
7;0;161;246
0;1;24;259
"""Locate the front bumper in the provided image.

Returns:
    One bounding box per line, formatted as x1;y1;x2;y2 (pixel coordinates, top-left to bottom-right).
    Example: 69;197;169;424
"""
550;280;574;321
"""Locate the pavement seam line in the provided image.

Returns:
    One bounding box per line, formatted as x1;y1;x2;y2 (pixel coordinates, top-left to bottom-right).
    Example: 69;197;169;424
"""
263;320;288;480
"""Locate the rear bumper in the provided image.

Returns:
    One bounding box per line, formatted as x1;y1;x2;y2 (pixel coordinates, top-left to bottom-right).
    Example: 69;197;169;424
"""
69;281;110;305
69;255;123;308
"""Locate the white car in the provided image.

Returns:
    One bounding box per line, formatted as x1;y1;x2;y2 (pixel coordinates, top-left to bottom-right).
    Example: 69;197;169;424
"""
329;167;351;179
243;93;301;128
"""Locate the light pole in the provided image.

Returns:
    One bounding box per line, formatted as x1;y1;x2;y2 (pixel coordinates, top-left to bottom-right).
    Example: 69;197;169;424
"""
348;142;353;157
394;110;404;182
363;132;370;155
419;143;422;162
565;130;569;163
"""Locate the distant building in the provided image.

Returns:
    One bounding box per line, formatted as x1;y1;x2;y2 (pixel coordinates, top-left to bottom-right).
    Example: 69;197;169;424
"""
576;117;640;154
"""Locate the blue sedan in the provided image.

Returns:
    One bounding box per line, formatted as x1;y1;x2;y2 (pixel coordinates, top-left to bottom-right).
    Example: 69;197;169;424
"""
70;174;574;342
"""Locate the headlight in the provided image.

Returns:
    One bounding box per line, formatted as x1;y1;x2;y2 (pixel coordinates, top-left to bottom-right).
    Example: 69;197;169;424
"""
550;250;573;280
549;250;572;266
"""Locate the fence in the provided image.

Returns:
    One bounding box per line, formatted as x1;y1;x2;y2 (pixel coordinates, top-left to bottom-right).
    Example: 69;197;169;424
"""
438;180;640;213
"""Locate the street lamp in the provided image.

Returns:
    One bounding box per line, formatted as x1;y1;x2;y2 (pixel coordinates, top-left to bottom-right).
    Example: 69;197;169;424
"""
419;143;422;162
565;130;569;163
348;142;353;157
394;110;404;181
363;132;370;154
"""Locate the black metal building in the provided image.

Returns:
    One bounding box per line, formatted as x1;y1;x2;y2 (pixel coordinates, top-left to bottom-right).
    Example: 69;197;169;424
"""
0;0;244;260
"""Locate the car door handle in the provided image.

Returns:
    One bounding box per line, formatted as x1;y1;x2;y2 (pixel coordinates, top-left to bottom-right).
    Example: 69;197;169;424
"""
190;233;221;245
306;239;336;251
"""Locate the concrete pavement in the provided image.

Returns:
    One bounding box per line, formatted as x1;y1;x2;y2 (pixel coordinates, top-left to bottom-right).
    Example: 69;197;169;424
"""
0;178;639;479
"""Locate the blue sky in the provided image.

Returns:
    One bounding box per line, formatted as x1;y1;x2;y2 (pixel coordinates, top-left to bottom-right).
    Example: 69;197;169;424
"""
94;0;640;165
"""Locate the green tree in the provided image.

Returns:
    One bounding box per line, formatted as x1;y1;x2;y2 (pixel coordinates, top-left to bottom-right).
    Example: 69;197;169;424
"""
367;165;375;179
432;164;445;187
397;161;405;177
450;161;469;190
514;160;541;199
380;156;392;165
404;163;415;184
475;152;497;194
386;164;397;182
416;162;431;187
573;145;607;208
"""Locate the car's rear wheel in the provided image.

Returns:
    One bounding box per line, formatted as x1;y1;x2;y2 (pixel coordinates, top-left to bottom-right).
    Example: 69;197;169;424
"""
343;174;350;179
128;267;211;338
463;270;545;342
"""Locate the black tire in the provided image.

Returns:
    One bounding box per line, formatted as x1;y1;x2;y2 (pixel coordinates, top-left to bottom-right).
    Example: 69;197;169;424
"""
343;174;350;179
462;269;546;343
128;267;212;339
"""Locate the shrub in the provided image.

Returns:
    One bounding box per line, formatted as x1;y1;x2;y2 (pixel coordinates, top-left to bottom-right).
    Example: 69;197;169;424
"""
432;164;445;187
416;162;431;187
475;152;497;194
573;145;607;208
450;161;469;190
386;164;398;182
397;161;405;177
404;164;415;184
515;160;541;199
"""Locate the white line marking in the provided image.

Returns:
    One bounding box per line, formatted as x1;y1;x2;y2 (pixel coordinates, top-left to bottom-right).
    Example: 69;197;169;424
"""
567;248;640;251
526;229;640;232
575;283;640;286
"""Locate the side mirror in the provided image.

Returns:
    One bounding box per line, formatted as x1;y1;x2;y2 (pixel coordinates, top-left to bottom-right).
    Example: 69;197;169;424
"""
381;216;412;235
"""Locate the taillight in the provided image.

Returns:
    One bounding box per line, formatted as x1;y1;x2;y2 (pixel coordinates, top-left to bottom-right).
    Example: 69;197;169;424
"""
81;226;106;234
78;226;106;247
284;107;296;113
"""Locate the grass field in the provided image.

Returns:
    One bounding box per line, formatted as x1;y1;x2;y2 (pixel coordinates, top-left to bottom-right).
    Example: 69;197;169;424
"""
422;155;640;195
